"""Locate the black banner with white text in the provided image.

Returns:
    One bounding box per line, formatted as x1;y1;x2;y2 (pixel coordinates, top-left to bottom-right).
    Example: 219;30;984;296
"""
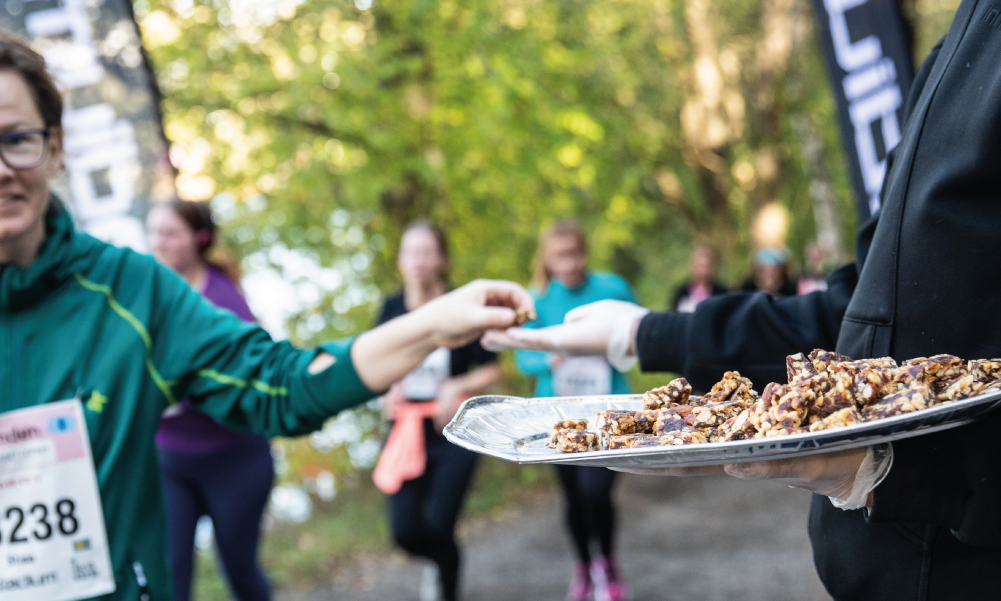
810;0;914;220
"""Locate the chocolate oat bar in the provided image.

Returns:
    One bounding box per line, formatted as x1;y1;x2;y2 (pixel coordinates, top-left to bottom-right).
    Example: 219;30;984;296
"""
807;388;854;423
901;355;965;382
714;409;755;442
787;352;819;383
643;378;692;409
861;385;931;421
808;349;852;371
855;367;897;406
690;399;747;429
653;410;690;434
808;406;863;431
751;383;815;434
659;427;708;445
932;374;984;402
967;359;1001;383
550;429;599;452
594;411;640;436
703;371;754;404
553;419;589;431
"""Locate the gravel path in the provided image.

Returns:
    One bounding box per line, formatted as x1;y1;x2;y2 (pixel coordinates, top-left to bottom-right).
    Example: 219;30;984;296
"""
283;473;832;601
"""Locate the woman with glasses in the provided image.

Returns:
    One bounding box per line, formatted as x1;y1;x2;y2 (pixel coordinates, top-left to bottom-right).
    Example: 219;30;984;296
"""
0;30;533;601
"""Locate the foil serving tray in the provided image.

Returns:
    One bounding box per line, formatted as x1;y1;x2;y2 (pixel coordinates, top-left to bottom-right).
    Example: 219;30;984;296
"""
443;390;1001;468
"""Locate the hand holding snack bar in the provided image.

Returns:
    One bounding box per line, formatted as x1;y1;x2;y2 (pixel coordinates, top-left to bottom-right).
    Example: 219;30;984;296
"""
482;299;649;371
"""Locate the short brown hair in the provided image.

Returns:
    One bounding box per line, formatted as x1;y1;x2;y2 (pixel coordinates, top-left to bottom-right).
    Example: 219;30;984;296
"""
0;29;63;130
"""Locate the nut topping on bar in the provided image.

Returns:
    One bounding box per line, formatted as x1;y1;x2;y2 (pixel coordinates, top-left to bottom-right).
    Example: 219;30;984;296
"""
702;372;755;405
642;377;692;409
548;429;599;452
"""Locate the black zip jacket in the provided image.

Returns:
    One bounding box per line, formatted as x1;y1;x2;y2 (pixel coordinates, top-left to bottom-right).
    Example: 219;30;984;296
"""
635;1;1001;597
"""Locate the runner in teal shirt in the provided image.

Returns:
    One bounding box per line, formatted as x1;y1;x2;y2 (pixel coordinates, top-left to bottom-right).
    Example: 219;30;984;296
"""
513;222;634;601
515;270;635;397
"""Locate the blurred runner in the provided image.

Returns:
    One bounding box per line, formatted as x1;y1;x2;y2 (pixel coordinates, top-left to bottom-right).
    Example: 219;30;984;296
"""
147;200;273;601
0;31;533;601
372;221;501;601
796;242;830;295
671;246;727;313
741;247;796;297
514;221;634;601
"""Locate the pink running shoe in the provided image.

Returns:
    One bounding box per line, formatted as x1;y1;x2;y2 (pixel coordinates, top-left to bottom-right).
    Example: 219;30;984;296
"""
566;562;594;601
591;556;632;601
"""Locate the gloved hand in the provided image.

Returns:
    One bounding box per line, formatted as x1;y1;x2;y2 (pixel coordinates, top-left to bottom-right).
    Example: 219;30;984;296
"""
614;445;894;511
480;299;650;372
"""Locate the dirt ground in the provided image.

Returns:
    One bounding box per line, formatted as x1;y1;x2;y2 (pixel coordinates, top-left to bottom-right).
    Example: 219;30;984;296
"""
281;473;832;601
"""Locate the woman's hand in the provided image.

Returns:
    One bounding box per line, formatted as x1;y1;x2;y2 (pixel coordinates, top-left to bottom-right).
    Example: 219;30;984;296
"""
419;280;537;349
612;446;893;510
352;280;532;393
481;299;649;371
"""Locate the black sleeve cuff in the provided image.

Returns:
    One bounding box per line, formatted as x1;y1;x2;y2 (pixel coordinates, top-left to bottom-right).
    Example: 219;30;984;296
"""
866;434;968;529
636;311;692;374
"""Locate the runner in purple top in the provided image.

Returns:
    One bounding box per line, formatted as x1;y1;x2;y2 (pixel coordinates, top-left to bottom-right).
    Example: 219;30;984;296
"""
155;266;264;454
147;200;273;601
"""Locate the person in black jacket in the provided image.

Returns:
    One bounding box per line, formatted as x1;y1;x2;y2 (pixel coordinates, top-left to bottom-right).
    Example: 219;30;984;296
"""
484;2;1001;597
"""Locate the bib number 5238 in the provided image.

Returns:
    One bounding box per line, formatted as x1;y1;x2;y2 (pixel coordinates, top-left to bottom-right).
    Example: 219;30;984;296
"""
2;498;79;544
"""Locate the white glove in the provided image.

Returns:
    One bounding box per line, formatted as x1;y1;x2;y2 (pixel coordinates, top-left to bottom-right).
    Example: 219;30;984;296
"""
480;300;650;372
724;444;894;511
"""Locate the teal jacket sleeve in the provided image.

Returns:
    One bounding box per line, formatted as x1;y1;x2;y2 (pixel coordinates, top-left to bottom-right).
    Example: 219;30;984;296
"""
147;262;375;437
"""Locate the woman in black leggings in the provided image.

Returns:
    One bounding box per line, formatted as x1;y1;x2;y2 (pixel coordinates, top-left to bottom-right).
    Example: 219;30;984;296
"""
148;201;272;601
372;222;501;601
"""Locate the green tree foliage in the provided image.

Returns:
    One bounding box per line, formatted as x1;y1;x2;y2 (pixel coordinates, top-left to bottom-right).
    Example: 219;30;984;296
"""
138;0;950;344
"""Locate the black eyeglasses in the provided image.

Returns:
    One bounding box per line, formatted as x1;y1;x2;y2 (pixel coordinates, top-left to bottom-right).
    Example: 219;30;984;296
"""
0;129;50;170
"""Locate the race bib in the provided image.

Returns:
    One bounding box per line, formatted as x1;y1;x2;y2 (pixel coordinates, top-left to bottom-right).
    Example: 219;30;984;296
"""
401;347;451;400
0;400;116;601
552;357;613;397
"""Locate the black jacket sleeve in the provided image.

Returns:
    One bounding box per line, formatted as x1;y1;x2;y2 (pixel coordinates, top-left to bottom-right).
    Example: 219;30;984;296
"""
636;264;857;391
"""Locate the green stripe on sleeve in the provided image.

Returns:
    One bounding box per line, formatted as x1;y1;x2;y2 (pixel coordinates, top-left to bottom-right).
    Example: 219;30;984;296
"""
73;273;178;405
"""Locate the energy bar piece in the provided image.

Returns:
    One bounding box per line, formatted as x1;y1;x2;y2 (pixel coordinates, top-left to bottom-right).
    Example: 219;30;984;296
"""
808;349;852;371
807;389;854;423
550;429;599;452
855;367;897;406
901;355;965;382
653;410;689;434
715;409;756;442
933;374;984;403
861;386;931;421
595;411;640;436
514;308;538;326
659;427;708;446
703;371;754;404
751;383;814;435
808;407;863;431
553;419;589;431
690;399;747;429
787;353;819;383
968;359;1001;383
643;378;692;409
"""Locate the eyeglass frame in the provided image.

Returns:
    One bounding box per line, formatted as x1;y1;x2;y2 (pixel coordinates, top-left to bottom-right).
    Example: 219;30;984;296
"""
0;128;52;171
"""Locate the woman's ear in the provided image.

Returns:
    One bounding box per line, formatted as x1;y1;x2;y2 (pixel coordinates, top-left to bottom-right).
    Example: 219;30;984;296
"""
47;126;65;175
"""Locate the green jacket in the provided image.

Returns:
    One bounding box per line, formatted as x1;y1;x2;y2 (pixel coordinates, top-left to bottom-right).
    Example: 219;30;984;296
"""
0;204;376;600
